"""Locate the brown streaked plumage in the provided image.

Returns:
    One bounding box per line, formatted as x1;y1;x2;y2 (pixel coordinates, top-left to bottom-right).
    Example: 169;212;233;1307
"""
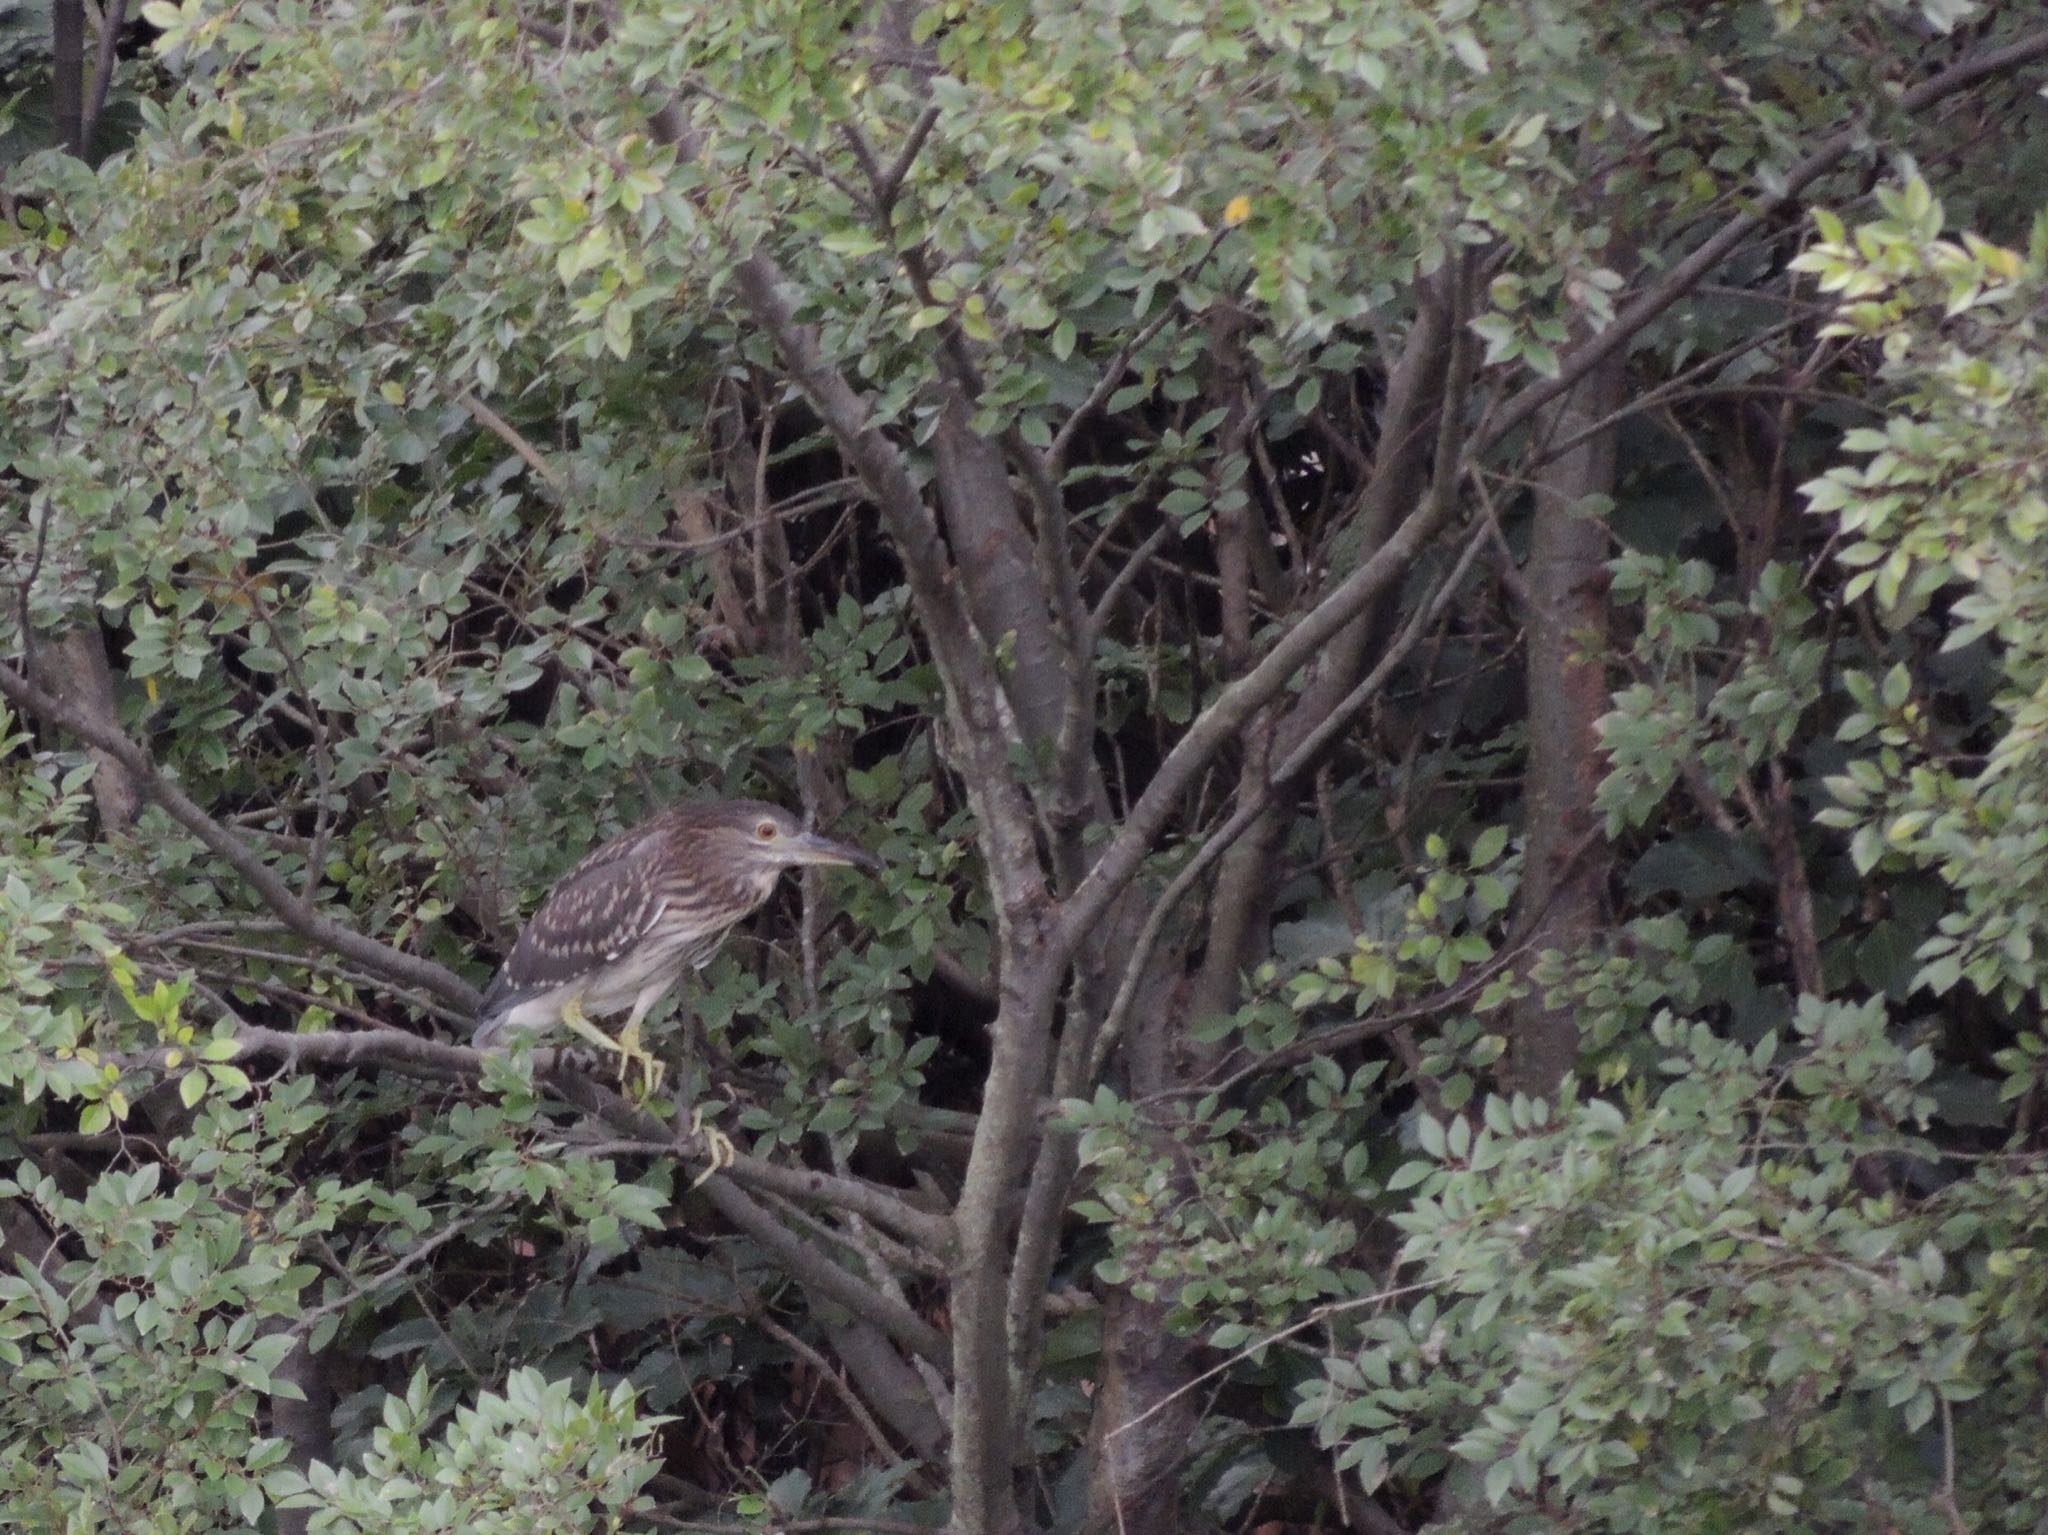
473;799;878;1092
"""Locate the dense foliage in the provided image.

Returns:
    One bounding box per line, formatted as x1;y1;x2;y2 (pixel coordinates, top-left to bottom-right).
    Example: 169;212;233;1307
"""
3;2;2047;1532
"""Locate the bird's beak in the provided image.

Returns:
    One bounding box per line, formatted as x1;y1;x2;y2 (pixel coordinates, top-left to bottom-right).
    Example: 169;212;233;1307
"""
789;828;883;873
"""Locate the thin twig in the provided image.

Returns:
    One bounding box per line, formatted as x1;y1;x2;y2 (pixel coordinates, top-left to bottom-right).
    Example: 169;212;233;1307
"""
243;581;337;899
1108;1279;1446;1440
297;1196;513;1333
456;390;566;492
752;1309;907;1468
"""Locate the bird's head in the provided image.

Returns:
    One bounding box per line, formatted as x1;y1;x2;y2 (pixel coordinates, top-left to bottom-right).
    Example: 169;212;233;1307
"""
712;800;883;878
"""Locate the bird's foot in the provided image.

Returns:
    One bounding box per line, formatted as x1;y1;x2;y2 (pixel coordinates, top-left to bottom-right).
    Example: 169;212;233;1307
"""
617;1044;666;1104
615;1019;666;1103
687;1101;737;1189
554;998;666;1104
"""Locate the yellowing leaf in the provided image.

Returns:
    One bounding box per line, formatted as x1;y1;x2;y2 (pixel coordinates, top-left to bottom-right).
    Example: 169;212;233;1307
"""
1224;195;1251;227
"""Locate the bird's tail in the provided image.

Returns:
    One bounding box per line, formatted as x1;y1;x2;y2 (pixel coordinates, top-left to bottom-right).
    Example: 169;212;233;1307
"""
471;1011;510;1049
471;975;524;1049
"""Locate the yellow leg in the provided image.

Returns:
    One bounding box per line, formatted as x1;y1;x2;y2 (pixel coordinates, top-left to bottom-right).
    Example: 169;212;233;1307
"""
557;997;665;1103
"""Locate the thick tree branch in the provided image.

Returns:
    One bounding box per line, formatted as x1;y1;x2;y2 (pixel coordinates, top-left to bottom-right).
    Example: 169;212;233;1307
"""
930;391;1077;756
703;237;1048;921
1184;275;1464;1025
28;627;143;833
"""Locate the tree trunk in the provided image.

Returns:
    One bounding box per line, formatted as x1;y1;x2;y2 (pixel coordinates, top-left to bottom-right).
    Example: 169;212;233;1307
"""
1082;996;1196;1535
270;1331;336;1535
1085;1288;1196;1535
31;625;143;835
1508;353;1625;1094
52;0;85;155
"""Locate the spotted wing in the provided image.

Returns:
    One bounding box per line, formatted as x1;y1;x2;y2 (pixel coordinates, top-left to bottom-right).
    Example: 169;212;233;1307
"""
478;836;670;1022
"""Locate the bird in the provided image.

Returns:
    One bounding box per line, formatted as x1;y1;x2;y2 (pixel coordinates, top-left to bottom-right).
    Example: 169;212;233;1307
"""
474;798;880;1102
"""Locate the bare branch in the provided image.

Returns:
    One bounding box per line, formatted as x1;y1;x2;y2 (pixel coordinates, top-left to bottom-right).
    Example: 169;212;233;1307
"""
243;581;338;899
456;390;566;492
751;1307;910;1467
877;106;940;212
295;1196;513;1333
699;1177;951;1366
1057;409;1473;960
1049;236;1229;472
1086;525;1170;641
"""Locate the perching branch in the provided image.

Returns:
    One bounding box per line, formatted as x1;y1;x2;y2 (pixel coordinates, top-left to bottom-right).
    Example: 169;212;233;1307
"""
153;1022;951;1252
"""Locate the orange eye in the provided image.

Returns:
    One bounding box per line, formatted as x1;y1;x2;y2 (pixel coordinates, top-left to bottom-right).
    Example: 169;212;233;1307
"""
756;821;777;840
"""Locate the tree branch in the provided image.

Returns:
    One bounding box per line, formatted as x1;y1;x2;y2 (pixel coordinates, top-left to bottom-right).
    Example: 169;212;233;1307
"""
92;972;959;1256
699;1176;951;1366
0;662;479;1012
82;0;129;153
1479;28;2048;457
1086;511;1493;1083
876;105;940;213
1056;426;1472;960
456;389;566;492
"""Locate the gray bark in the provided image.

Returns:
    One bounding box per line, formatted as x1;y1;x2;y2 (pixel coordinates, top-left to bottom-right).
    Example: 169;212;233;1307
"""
30;625;143;834
1508;350;1625;1094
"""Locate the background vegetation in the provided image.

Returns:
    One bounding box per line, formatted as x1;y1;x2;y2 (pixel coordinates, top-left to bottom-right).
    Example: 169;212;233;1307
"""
4;1;2048;1532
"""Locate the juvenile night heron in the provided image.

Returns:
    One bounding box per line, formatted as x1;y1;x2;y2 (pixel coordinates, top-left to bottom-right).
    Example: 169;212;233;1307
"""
473;799;879;1099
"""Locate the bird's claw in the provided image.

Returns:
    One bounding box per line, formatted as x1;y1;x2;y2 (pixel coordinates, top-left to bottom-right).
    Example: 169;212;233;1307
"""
687;1102;736;1189
609;1015;666;1104
617;1044;666;1104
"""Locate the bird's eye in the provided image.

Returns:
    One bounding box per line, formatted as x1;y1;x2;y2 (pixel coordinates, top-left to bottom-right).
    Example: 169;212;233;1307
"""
755;820;777;840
